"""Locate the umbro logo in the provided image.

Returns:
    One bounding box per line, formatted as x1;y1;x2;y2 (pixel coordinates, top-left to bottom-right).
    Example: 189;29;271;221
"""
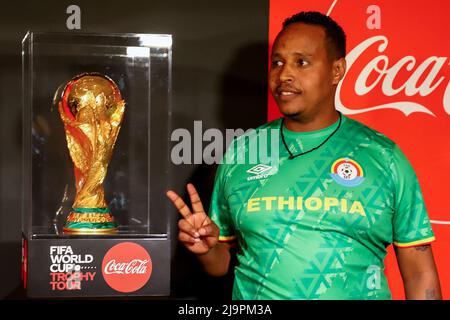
246;164;272;175
246;164;276;181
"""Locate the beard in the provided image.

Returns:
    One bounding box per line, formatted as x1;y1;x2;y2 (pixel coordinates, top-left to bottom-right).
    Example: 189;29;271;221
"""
278;103;304;120
282;111;301;120
278;104;321;124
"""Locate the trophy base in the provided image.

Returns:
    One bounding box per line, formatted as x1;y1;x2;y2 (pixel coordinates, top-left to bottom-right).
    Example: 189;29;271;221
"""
63;227;118;235
63;208;118;235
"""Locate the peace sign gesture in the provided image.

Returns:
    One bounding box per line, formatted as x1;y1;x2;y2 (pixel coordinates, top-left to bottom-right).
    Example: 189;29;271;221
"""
166;183;219;255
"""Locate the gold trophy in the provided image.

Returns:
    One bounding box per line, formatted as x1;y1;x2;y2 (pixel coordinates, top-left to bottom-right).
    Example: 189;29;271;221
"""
55;73;125;234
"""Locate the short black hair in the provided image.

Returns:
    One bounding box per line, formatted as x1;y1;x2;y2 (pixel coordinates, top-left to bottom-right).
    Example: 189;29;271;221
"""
282;11;346;59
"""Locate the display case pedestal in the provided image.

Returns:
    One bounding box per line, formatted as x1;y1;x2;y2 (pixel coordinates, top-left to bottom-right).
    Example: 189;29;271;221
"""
22;235;170;298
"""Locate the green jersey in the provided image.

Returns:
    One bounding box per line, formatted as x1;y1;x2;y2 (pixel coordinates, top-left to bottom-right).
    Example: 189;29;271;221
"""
209;114;435;300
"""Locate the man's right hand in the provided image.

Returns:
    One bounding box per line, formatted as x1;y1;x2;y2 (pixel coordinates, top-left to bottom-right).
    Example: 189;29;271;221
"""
166;183;220;255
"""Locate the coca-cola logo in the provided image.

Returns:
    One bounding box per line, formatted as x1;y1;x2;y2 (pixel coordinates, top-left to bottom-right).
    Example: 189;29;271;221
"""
102;242;152;293
104;259;149;275
336;35;450;116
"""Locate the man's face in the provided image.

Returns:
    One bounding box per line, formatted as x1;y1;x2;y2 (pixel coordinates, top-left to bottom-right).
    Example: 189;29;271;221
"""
269;23;343;120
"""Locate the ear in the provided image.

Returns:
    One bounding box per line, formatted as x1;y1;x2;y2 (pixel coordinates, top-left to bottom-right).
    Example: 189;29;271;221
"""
332;57;346;85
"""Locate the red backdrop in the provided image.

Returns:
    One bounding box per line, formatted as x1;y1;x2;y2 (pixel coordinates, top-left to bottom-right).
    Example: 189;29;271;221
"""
268;0;450;299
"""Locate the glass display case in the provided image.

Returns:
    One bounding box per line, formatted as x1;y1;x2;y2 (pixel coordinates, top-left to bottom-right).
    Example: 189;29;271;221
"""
21;32;172;297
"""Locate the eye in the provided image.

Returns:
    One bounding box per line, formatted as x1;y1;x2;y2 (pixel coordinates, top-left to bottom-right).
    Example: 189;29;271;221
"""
271;60;283;67
297;59;309;67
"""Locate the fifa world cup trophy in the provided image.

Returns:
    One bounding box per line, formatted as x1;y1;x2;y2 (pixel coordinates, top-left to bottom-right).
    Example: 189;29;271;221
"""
55;73;125;234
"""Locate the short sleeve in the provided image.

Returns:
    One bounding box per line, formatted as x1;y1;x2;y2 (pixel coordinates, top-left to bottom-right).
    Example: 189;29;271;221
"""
209;162;236;243
391;144;435;247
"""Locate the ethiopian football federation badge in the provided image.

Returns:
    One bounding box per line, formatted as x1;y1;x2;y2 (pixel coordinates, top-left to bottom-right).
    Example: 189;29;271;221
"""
330;158;365;187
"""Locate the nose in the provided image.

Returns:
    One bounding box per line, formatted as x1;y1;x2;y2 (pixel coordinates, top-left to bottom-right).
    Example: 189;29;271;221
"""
279;64;294;83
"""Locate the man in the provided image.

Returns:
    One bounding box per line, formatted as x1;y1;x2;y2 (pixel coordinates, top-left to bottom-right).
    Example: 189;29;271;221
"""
166;11;441;299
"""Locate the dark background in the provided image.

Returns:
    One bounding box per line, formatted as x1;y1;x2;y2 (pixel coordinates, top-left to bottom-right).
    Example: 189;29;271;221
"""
0;0;269;299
